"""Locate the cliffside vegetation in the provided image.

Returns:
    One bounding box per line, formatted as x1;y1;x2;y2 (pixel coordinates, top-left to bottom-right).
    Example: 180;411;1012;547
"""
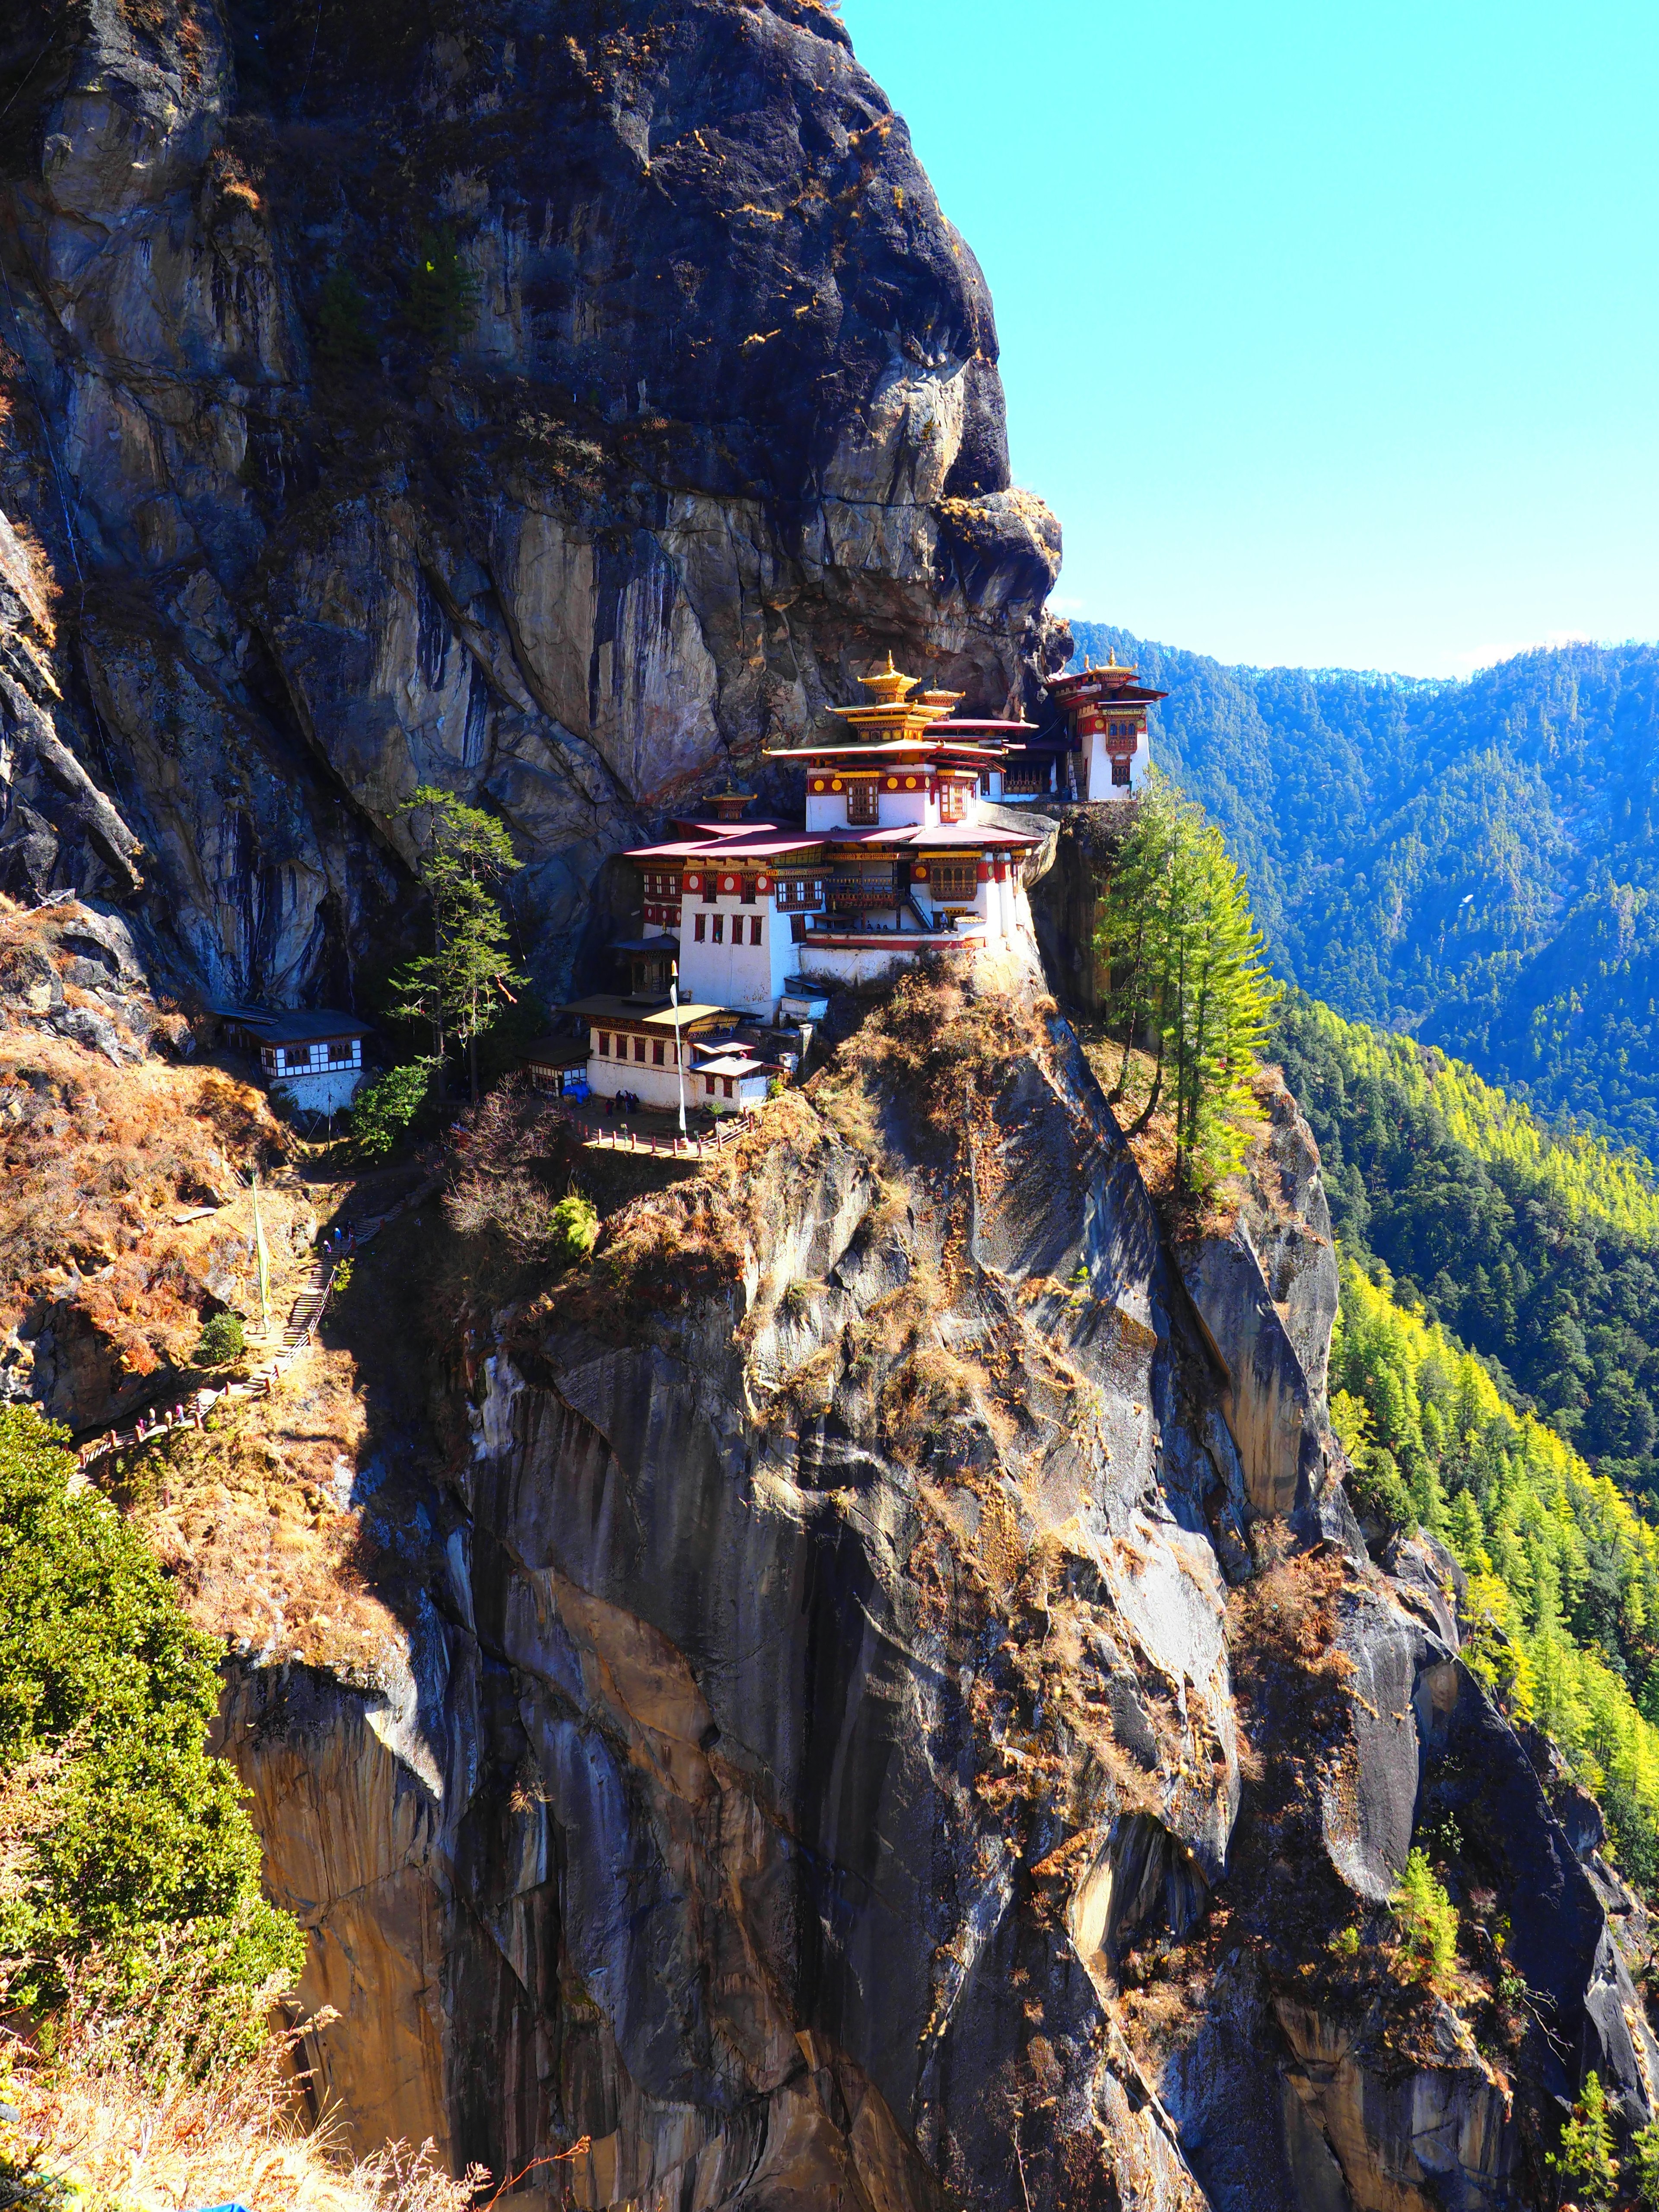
1276;991;1659;1503
1333;1254;1659;1883
1072;623;1659;1156
1094;773;1279;1185
0;1404;302;2045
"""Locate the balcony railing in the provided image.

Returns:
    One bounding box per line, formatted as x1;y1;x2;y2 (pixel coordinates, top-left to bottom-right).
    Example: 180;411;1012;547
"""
826;877;898;909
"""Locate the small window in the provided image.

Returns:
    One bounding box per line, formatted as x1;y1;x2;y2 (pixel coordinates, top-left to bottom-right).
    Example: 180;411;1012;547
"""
634;1036;645;1062
694;914;706;942
598;1032;610;1056
713;915;724;944
328;1038;353;1065
741;877;756;904
940;782;965;823
749;916;762;946
723;1077;734;1100
1112;759;1132;787
846;779;878;824
705;1074;716;1096
701;874;717;903
653;1040;664;1066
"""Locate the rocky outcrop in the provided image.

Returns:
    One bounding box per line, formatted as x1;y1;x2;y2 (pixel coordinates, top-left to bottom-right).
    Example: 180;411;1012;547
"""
0;0;1067;1006
206;957;1658;2212
1179;1073;1344;1525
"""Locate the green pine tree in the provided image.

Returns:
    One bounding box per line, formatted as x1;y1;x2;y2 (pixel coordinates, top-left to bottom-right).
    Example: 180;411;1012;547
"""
1388;1846;1459;1989
315;261;375;369
1096;771;1279;1186
1549;2070;1619;2209
389;786;524;1105
404;226;482;352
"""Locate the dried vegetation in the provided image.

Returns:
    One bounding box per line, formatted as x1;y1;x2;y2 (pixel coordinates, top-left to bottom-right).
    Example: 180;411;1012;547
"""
131;1351;401;1680
3;2006;478;2212
0;943;301;1404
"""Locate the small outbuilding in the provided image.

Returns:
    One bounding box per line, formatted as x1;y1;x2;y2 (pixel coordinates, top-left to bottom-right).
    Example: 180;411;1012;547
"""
217;1006;372;1114
521;1034;591;1098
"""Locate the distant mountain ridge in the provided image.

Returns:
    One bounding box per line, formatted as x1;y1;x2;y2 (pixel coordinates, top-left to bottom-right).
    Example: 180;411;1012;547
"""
1070;622;1659;1156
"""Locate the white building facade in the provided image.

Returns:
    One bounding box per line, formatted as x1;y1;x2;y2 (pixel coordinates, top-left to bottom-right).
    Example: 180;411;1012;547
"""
1044;656;1168;803
219;1008;371;1115
623;661;1044;1019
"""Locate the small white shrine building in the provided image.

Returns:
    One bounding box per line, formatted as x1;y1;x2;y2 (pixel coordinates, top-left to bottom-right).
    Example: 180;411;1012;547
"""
1043;653;1168;801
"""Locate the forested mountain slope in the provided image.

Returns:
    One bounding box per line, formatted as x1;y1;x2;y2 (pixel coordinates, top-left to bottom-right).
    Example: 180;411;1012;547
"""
1273;991;1659;1504
1071;621;1659;1154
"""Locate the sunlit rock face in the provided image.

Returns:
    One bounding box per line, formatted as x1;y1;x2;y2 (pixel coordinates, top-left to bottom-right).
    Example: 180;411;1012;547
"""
0;0;1064;1005
211;952;1658;2212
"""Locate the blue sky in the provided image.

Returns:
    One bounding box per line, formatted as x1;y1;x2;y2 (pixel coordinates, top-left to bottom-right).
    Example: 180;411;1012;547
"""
837;0;1659;678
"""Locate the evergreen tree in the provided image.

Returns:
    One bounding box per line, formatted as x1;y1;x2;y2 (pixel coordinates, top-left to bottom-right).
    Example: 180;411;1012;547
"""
404;226;481;352
315;261;374;369
1548;2070;1618;2209
0;1405;303;2049
390;787;524;1105
1096;771;1279;1185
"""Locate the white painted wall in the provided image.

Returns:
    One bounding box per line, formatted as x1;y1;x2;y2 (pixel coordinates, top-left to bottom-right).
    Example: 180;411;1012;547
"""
269;1065;365;1115
1084;727;1150;802
588;1047;689;1112
678;897;795;1017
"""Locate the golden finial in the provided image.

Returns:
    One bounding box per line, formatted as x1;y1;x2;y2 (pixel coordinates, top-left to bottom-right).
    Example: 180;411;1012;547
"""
858;652;918;703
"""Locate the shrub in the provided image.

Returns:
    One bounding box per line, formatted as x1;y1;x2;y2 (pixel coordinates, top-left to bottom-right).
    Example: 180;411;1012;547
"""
1549;2070;1618;2209
547;1194;599;1271
1389;1847;1458;1988
350;1062;432;1161
193;1311;245;1367
0;1406;302;2044
1633;2116;1659;2209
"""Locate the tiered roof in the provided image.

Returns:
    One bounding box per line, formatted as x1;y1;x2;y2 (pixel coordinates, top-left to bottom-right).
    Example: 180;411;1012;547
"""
1046;651;1168;710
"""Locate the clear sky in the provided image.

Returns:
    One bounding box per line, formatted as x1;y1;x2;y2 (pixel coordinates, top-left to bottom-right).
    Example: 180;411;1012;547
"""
838;0;1659;678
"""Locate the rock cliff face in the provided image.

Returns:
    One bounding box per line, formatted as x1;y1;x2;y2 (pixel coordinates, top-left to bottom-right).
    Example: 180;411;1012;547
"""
213;947;1659;2212
0;0;1064;1007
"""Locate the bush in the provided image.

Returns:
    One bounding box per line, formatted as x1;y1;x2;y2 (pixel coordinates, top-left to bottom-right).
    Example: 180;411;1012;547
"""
350;1062;432;1161
547;1194;599;1271
193;1311;245;1367
1389;1847;1458;1988
0;1406;303;2042
1634;2116;1659;2209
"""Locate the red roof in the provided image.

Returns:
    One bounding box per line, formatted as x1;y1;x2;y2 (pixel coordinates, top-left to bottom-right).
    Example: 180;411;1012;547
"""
820;823;1040;851
1046;669;1168;706
624;831;823;861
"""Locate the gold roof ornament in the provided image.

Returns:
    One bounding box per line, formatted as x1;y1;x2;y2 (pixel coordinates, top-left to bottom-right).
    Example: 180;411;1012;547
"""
857;652;918;704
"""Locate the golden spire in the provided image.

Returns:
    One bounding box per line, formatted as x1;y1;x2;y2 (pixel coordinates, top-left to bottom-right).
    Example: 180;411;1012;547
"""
858;651;918;704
